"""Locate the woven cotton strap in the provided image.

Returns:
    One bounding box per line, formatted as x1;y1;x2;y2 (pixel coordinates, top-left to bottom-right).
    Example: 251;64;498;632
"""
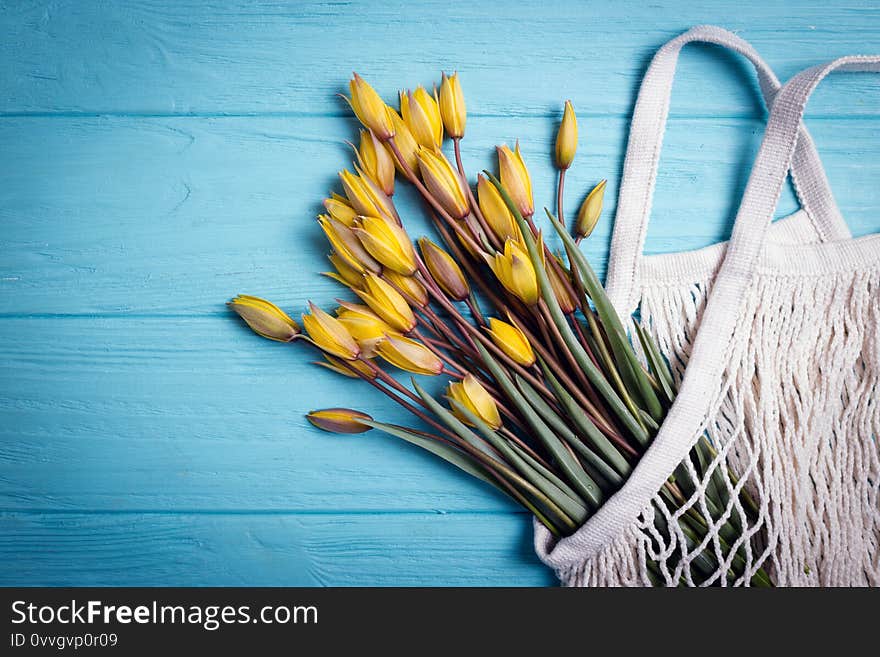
605;25;851;316
542;55;880;568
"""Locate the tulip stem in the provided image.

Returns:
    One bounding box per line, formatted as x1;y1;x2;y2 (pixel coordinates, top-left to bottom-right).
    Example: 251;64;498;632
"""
453;137;502;251
557;169;566;230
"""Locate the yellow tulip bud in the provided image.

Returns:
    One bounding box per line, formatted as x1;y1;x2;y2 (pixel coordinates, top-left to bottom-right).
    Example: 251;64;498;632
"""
555;100;578;170
416;147;470;220
307;408;373;434
418;237;469;301
355;129;395;197
376;334;443;376
352;215;417;276
336;301;398;357
227;295;300;342
575;179;607;239
485;239;539;306
383;270;428;308
547;257;577;314
316;354;377;379
323;194;359;226
485;317;535;366
347;73;395;141
355;273;416;333
476;174;522;243
318;214;381;274
447;374;502;429
387;109;420;174
324;253;365;289
439;71;466;139
338;169;399;225
497;142;534;217
302;302;361;360
400;86;443;150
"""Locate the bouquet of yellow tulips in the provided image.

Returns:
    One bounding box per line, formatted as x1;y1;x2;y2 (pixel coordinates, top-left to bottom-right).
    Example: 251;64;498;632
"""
228;72;770;586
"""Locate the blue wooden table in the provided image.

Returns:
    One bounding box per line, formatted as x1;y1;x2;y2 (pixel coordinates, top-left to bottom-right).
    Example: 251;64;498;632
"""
1;0;878;586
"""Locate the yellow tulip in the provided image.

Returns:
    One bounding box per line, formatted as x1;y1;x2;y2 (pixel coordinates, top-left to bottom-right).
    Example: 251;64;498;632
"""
323;194;359;226
447;374;502;429
575;179;606;239
439;72;466;138
387;109;420;174
347;73;395;141
316;354;377;379
486;239;539;306
227;295;300;342
376;334;443;375
485;317;535;367
400;86;443;150
416;147;470;219
555;100;578;170
497;142;534;217
307;408;373;434
547;257;577;314
336;301;398;357
355;273;416;333
302;302;361;360
355;129;395;196
352;214;417;276
338;168;399;226
383;270;428;307
323;253;365;289
476;174;522;243
418;237;469;301
318;214;381;274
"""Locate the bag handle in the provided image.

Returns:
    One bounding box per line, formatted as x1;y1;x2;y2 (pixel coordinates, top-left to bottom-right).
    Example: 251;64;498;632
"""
538;55;879;569
604;25;851;316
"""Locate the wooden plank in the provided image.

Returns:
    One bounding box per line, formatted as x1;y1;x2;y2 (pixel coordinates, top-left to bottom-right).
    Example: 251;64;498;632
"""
3;114;877;316
0;511;554;586
0;317;525;512
2;0;878;117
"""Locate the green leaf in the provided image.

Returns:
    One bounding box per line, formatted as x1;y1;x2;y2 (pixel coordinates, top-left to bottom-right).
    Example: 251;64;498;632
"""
473;341;603;507
634;321;676;404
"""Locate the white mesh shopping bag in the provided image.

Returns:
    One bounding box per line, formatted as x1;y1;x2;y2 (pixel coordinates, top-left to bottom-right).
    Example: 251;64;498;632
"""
535;54;880;586
604;25;852;385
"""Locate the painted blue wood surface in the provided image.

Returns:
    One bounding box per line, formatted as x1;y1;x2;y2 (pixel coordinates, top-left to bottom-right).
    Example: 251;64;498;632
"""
1;0;878;586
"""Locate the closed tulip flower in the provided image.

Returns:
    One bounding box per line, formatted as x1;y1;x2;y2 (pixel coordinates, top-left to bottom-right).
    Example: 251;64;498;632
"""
477;174;521;243
497;142;534;217
418;237;469;301
555;100;578;170
376;334;443;375
439;72;466;138
485;317;535;366
228;295;300;342
352;215;417;276
307;408;373;434
416;147;470;219
383;270;428;308
338;169;399;225
318;214;382;274
355;273;416;333
547;258;577;314
323;194;359;226
447;374;502;429
387;109;420;174
355;129;395;196
336;301;398;357
575;179;606;239
485;238;539;306
400;86;443;150
347;73;395;141
324;253;365;289
302;302;361;360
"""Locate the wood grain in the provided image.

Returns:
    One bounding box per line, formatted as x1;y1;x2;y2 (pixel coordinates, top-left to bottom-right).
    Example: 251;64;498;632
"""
1;0;878;587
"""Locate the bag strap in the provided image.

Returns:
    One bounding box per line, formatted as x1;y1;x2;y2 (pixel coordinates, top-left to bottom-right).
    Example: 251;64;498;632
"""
605;25;851;316
556;56;879;566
